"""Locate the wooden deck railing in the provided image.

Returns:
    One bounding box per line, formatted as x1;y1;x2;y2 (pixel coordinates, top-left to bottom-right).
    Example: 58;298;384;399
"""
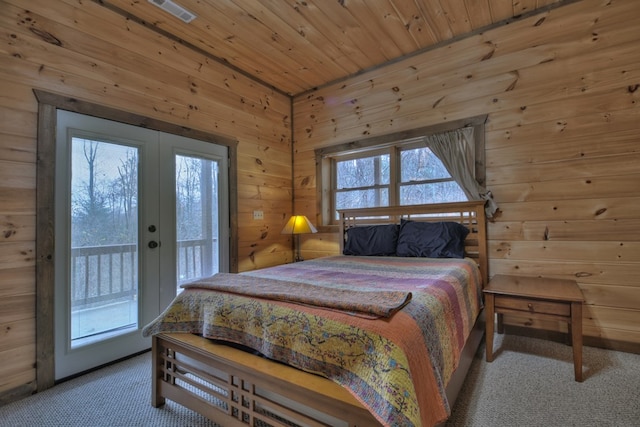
71;239;217;309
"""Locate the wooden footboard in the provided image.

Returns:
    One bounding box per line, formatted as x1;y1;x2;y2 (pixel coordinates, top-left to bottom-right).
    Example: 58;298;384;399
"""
151;312;484;427
152;333;382;427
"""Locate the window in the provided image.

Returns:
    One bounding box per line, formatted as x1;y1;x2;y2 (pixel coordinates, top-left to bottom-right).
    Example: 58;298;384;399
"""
334;149;390;213
331;140;467;220
316;116;486;226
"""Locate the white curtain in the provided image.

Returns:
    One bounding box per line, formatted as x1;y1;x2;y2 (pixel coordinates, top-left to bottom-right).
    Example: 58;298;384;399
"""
424;127;498;218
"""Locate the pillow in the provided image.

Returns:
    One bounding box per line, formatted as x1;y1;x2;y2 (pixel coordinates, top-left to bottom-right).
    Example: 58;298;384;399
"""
343;224;399;256
396;220;469;258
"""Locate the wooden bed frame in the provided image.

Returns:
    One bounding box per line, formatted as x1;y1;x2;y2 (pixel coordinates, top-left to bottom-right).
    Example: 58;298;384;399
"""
151;201;488;427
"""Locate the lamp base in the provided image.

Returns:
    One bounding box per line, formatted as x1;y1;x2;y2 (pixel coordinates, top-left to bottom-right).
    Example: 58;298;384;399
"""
295;235;303;262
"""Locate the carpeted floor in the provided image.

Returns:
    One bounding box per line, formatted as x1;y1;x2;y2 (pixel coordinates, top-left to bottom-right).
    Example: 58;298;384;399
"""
446;334;640;426
0;333;638;426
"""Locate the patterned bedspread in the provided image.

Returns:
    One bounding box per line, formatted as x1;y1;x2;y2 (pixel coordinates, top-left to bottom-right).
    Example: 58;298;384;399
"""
142;255;483;427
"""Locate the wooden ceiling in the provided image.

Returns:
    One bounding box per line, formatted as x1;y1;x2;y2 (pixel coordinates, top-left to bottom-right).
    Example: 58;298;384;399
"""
100;0;569;96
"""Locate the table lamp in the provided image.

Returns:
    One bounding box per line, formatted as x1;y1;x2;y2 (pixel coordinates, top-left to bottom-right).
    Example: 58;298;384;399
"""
281;215;317;262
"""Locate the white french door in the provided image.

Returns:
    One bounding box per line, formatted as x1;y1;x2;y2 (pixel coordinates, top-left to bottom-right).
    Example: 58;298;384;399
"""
54;110;228;379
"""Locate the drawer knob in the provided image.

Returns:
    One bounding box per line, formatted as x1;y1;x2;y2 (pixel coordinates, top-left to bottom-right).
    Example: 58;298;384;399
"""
527;303;533;311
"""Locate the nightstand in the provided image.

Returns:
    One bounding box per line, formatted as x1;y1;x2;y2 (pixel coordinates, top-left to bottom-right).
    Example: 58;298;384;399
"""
484;274;585;382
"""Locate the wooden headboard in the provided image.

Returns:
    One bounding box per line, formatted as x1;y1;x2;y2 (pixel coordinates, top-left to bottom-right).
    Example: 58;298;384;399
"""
338;201;488;286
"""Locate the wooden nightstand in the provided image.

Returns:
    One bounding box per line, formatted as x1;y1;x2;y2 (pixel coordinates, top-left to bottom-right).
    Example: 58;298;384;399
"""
484;274;585;382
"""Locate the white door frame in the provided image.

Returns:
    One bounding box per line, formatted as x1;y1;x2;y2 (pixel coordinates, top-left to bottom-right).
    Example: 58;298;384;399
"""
34;90;238;388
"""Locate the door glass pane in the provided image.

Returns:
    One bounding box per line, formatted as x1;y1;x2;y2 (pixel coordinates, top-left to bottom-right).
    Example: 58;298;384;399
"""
175;154;219;290
70;138;139;347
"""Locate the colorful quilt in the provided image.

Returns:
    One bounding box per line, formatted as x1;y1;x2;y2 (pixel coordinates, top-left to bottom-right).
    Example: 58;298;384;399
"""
181;272;412;318
142;255;483;427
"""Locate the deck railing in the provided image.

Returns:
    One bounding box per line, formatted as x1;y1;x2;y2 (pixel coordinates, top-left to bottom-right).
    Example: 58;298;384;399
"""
71;239;217;309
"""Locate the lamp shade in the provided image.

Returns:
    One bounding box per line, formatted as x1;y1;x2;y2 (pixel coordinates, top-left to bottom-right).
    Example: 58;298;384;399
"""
281;215;317;235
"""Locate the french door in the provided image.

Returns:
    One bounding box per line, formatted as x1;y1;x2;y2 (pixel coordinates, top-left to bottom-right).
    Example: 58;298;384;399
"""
54;110;228;379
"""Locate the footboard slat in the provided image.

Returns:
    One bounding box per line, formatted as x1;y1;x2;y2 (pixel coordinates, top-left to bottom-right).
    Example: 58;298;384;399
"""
152;333;382;427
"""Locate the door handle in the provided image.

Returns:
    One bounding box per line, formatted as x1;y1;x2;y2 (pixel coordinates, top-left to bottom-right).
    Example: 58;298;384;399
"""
148;240;159;249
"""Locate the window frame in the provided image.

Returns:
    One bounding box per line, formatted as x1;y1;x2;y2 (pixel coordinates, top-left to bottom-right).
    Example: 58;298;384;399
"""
315;115;486;229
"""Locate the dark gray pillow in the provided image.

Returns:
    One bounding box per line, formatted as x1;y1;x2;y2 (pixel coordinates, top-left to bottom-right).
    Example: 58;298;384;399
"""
396;220;469;258
343;224;399;256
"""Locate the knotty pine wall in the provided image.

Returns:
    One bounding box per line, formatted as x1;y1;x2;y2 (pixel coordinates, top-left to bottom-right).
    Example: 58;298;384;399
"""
293;0;640;348
0;0;291;400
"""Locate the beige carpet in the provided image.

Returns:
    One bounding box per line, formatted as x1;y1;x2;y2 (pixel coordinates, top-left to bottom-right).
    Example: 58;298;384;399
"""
446;333;640;426
0;333;638;426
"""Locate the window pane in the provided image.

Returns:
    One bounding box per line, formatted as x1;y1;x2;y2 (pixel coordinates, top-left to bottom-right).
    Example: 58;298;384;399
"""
336;154;389;189
400;181;467;205
175;155;220;290
401;147;450;182
70;138;139;344
336;188;389;211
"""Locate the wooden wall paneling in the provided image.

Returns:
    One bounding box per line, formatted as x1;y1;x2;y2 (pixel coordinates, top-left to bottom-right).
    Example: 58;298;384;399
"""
0;0;293;404
584;305;640;334
294;0;639;147
0;242;35;271
486;85;640;131
580;283;640;312
237;183;292;203
299;39;639;146
494;198;640;222
487;123;639;169
0;344;36;397
0;266;34;298
0;134;36;164
490;174;640;203
41;0;291;108
0;160;35;189
1;1;291;135
0;317;35;398
489;240;640;263
488;259;639;286
293;0;640;346
487;153;640;187
486;0;637;56
0;318;34;353
583;325;640;348
488;219;640;242
292;30;492;112
486;107;640;151
0;189;34;217
237;152;292;177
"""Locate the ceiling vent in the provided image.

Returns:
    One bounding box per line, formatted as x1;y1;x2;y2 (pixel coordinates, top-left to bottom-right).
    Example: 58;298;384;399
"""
148;0;196;23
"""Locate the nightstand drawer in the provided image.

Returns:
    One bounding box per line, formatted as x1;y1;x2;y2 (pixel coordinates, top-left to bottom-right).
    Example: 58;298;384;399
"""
494;295;570;316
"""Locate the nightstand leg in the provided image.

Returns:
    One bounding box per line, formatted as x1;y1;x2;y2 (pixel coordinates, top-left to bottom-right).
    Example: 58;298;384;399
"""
571;301;583;382
485;294;495;362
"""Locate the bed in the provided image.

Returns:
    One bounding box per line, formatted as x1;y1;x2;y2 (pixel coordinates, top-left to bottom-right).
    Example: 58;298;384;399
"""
143;201;488;427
